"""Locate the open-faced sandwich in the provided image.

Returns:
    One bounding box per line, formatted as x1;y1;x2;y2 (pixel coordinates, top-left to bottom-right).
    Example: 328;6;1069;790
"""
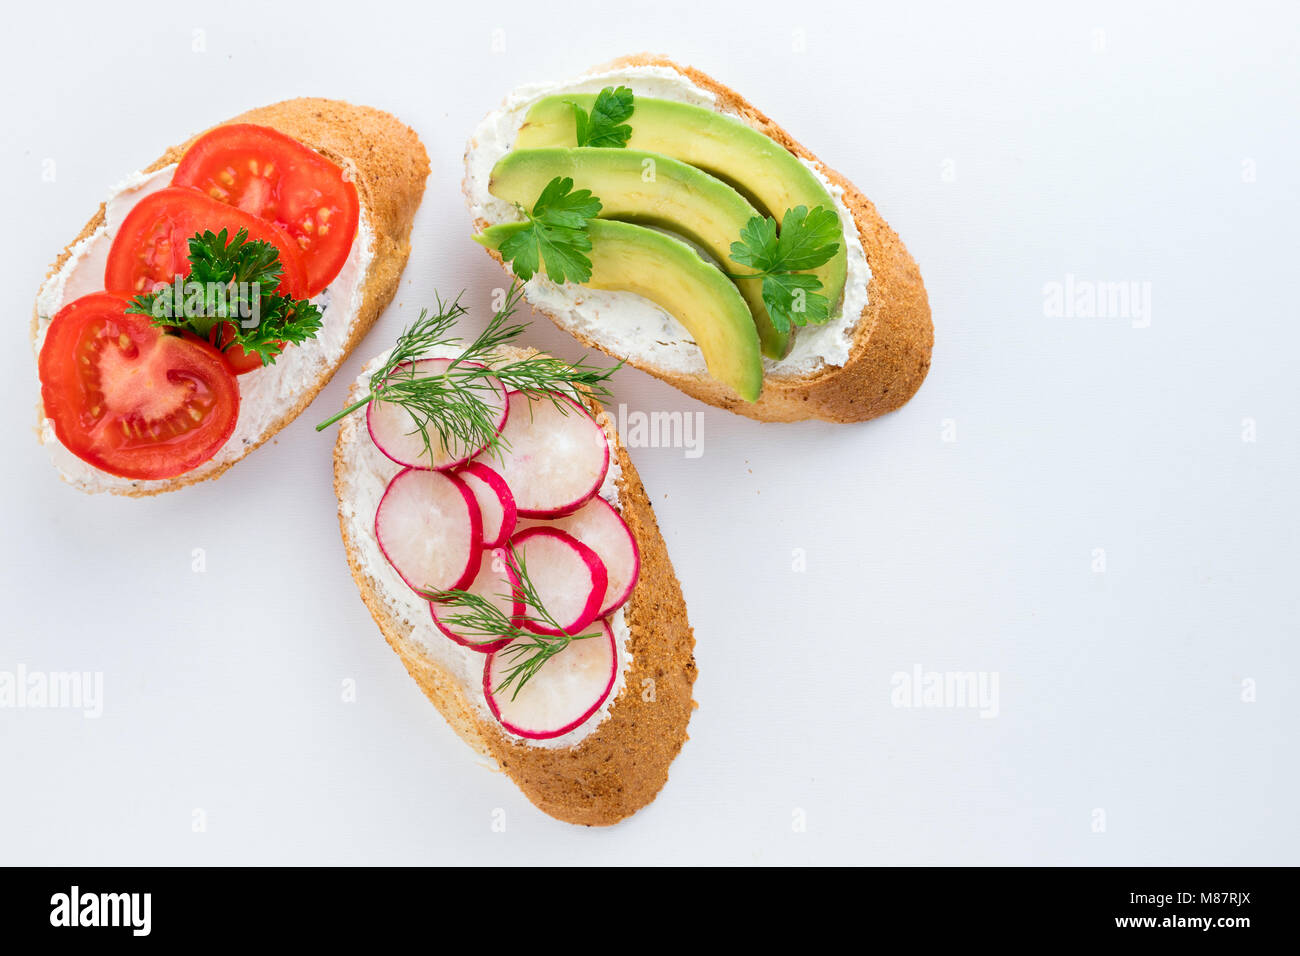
322;289;696;825
465;54;933;423
33;98;428;495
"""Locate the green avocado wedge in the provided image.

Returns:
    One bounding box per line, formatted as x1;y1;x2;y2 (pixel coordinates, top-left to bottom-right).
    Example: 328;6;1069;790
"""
476;219;763;402
489;146;789;359
515;95;848;319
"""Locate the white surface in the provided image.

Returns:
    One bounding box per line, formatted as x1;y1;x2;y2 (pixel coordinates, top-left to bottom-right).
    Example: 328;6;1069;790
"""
1;0;1296;865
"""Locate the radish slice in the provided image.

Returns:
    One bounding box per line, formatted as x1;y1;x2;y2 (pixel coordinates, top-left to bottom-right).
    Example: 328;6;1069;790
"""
510;527;607;636
367;359;508;470
492;391;609;517
375;468;482;594
483;618;617;740
430;548;520;653
457;461;516;549
519;498;640;617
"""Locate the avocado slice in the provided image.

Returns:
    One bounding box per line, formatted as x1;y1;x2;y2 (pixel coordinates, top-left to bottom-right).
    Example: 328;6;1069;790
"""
515;95;848;318
489;146;789;359
476;219;763;402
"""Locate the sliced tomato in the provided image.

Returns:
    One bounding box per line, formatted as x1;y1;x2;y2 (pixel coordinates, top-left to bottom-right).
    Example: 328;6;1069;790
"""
104;186;308;299
172;124;360;296
39;293;240;480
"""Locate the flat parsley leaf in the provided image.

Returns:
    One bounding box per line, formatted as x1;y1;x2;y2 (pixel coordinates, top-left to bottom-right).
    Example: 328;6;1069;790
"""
760;272;831;328
497;176;603;284
768;205;842;271
570;86;634;148
728;205;841;334
126;229;322;367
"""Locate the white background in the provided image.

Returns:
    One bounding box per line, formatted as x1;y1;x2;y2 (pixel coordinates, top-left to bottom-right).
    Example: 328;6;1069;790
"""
2;0;1296;865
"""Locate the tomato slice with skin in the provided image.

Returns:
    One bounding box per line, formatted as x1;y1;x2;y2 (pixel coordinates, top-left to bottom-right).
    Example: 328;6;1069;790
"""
39;293;240;480
104;186;309;299
172;124;359;296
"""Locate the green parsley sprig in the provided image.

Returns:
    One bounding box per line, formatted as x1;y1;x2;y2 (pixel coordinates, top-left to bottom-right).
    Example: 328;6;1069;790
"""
495;177;603;284
728;205;842;334
126;228;322;367
570;85;635;148
422;543;604;701
315;283;619;462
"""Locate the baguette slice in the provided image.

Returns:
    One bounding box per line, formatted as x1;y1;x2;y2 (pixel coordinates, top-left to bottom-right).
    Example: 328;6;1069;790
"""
333;347;697;826
465;54;933;424
33;97;429;496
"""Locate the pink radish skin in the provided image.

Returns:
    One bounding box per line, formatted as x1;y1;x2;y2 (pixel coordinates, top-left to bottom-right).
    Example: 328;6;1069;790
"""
367;359;508;470
430;548;521;654
456;461;517;549
375;468;482;595
493;391;609;518
483;618;617;740
509;527;607;637
517;497;640;618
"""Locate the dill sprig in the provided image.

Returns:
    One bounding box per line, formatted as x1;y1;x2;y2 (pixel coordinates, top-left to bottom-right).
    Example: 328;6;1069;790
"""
315;283;620;461
420;545;603;701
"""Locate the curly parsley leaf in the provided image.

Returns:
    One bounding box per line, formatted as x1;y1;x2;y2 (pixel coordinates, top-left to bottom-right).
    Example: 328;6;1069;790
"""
125;228;321;367
497;176;603;284
570;86;634;148
728;205;842;334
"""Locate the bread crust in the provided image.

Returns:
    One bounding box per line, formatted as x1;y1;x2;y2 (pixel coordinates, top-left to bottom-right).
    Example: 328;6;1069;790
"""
332;354;697;826
32;97;429;495
468;54;933;423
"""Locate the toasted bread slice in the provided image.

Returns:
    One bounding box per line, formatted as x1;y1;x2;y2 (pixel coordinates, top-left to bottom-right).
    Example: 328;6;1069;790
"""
465;54;933;423
33;97;429;495
333;346;697;826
